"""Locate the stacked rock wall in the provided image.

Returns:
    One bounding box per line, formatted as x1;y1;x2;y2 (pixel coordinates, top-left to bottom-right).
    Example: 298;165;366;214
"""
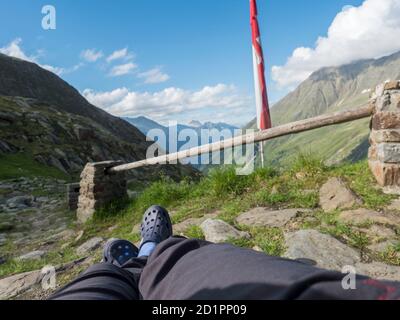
76;161;127;223
369;81;400;194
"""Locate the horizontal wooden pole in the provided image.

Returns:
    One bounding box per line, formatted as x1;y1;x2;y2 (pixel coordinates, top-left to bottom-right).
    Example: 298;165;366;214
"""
109;104;374;173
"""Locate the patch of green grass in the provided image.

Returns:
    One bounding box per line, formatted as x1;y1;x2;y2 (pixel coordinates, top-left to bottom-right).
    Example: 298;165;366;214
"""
380;247;400;266
252;227;285;256
0;153;70;180
0;247;79;278
289;152;327;177
185;225;205;240
334;161;395;209
227;236;253;249
133;177;192;215
226;227;285;257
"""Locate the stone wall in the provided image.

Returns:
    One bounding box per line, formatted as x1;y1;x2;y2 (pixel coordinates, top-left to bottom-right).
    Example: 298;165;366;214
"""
369;80;400;194
67;183;80;211
76;161;127;223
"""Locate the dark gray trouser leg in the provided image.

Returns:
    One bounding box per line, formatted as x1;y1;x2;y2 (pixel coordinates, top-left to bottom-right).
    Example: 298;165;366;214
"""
51;237;400;300
139;237;400;300
49;258;146;300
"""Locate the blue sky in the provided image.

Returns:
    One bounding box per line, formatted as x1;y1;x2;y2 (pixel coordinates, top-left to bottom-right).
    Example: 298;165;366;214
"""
1;0;399;126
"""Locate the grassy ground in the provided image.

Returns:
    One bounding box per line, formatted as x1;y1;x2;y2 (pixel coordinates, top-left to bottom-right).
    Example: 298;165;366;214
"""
1;155;398;280
0;153;70;180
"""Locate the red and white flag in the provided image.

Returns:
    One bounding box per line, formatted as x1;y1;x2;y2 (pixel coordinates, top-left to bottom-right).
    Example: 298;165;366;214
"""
250;0;272;130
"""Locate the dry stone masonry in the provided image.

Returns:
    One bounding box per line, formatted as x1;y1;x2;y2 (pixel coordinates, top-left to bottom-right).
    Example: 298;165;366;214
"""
77;161;127;223
369;80;400;194
67;183;80;211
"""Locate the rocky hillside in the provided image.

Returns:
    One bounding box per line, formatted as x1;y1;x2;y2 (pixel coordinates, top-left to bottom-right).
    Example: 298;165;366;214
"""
0;53;198;181
248;51;400;165
1;159;400;299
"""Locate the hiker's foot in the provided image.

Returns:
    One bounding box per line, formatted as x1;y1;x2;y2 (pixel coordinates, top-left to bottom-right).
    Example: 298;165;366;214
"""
139;205;172;256
103;239;139;267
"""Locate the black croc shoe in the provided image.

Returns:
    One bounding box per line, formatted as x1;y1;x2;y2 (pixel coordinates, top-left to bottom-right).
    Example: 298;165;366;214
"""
103;238;139;267
140;205;173;247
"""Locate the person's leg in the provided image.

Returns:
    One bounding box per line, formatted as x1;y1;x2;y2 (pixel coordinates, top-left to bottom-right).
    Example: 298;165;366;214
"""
138;237;400;300
49;205;174;300
49;258;146;300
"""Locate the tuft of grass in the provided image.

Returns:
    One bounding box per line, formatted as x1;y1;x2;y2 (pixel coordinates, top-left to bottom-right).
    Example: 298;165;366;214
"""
334;161;395;209
133;177;191;214
289;152;327;177
202;166;252;197
185;225;205;240
380;246;400;266
252;227;285;256
226;226;285;257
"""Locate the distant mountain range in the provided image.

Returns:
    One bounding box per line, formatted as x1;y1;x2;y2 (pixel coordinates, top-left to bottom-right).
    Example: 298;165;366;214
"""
247;50;400;165
0;53;199;181
123;117;239;170
124;116;238;137
123;116;238;151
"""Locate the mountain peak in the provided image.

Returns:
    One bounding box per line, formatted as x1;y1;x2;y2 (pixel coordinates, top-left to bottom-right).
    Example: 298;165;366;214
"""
188;120;202;127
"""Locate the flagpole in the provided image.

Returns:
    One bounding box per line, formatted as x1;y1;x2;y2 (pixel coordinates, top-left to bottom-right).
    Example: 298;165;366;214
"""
260;141;265;168
250;0;271;169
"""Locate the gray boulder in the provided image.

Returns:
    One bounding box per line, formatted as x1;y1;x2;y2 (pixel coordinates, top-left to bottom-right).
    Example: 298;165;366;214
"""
0;270;42;300
236;208;310;228
339;208;400;228
76;237;104;256
6;196;32;209
17;250;46;261
367;240;399;254
200;219;250;244
355;262;400;282
173;213;219;234
319;178;361;211
284;229;361;271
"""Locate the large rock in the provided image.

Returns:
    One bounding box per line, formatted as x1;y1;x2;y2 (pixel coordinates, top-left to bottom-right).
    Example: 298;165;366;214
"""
284;230;361;271
0;234;7;246
319;178;361;211
361;225;396;243
0;270;42;300
17;250;46;261
6;196;32;209
200;219;250;244
367;240;398;254
76;237;103;256
355;262;400;282
236;208;310;228
387;198;400;211
173;213;219;234
339;208;400;228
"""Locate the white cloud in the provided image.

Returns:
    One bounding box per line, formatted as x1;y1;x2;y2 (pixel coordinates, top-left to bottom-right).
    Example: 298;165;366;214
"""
81;49;103;62
42;63;84;76
138;67;170;84
272;0;400;89
0;38;35;62
83;84;251;121
109;62;137;77
0;38;82;76
106;48;134;63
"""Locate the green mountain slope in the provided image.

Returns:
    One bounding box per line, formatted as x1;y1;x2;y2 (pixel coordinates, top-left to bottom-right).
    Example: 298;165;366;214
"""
0;54;199;181
249;51;400;165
